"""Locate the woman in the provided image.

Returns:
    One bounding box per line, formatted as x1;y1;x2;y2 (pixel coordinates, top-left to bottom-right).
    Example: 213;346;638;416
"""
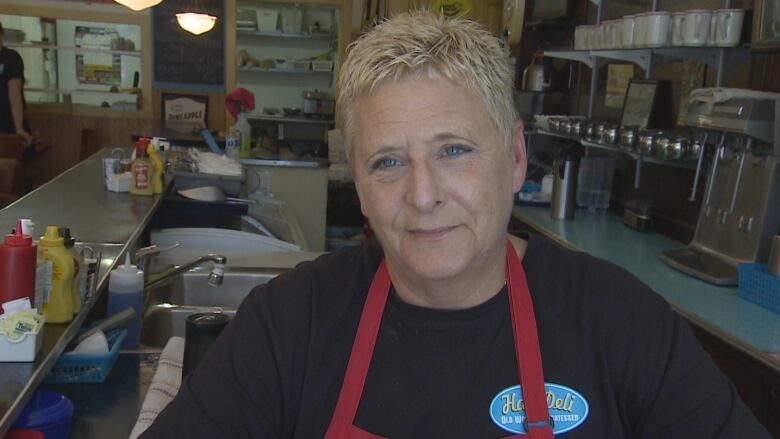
142;11;767;438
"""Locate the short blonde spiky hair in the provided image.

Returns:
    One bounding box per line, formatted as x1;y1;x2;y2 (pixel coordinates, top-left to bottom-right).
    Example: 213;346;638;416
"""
336;10;517;162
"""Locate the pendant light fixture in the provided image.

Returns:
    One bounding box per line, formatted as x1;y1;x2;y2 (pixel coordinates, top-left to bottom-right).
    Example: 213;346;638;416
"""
113;0;163;11
176;0;217;35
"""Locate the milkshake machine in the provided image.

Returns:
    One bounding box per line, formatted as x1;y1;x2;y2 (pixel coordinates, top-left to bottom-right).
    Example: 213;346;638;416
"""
660;97;780;285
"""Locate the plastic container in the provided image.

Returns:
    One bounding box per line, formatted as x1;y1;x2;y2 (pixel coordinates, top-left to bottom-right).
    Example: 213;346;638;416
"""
59;228;83;315
738;263;780;314
10;391;73;439
0;314;42;362
107;254;143;348
0;220;37;311
235;112;252;158
39;226;74;323
45;329;127;383
576;156;616;213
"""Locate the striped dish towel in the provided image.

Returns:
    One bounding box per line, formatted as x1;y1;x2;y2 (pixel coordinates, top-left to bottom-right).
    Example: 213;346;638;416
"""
129;336;185;439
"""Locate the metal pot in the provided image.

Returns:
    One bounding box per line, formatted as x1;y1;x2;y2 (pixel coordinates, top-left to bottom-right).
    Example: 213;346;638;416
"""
655;136;671;157
638;132;656;154
603;126;618;144
688;139;702;158
583;121;596;140
522;63;550;92
560;119;573;135
620;126;638;149
549;118;561;132
666;137;689;160
595;122;607;142
570;120;582;136
302;90;335;117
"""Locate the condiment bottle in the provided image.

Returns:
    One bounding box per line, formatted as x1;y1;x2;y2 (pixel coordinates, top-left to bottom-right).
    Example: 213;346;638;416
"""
0;220;37;312
146;142;164;195
39;226;74;323
108;253;144;348
60;228;84;315
131;138;154;196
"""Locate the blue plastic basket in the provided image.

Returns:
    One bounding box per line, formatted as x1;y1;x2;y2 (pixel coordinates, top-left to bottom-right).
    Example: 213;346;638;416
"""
738;263;780;314
44;329;127;384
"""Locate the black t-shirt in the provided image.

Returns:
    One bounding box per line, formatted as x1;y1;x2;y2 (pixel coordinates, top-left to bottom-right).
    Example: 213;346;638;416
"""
142;235;769;438
0;46;26;134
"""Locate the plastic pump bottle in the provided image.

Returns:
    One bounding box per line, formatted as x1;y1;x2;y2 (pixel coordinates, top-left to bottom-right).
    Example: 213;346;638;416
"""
60;228;84;315
0;220;37;311
108;253;144;348
39;226;74;323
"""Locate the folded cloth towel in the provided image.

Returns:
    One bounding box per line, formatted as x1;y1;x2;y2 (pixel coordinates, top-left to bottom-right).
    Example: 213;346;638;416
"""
689;87;780;104
129;337;185;439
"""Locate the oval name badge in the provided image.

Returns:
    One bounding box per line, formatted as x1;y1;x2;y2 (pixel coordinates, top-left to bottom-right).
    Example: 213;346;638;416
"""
489;383;589;435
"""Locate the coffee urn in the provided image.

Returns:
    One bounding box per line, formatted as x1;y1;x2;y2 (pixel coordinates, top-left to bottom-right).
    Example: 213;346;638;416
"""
551;148;579;220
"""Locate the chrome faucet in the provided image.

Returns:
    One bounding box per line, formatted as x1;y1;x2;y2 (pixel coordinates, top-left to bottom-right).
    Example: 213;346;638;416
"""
135;244;227;290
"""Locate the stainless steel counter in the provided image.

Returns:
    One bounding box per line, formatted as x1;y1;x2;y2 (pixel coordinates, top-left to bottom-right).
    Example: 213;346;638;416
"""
0;150;167;435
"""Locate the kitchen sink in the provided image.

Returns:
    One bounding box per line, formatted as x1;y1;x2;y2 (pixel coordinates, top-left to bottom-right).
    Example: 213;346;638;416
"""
140;267;284;348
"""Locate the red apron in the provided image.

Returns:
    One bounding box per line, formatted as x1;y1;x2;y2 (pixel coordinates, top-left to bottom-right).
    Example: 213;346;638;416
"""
324;242;554;439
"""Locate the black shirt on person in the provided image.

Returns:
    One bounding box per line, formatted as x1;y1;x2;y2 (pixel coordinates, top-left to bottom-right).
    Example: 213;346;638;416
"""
0;46;28;135
141;234;770;438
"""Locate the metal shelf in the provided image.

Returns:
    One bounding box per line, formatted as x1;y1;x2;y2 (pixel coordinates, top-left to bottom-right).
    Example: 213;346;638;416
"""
537;130;698;169
237;29;333;40
5;42;141;57
247;114;334;125
544;46;749;72
237;66;332;76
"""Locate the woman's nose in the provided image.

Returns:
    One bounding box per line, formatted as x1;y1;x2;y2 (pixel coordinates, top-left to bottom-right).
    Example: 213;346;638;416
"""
405;161;442;211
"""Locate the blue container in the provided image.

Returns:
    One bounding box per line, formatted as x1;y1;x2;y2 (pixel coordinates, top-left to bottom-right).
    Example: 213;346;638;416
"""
45;329;127;384
738;263;780;314
11;391;73;439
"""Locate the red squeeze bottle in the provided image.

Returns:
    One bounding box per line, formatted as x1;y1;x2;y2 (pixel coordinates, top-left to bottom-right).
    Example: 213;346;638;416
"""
0;220;37;313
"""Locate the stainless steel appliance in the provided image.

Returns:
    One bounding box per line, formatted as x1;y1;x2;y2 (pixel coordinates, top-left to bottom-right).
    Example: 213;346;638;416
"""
660;97;780;285
551;149;578;220
302;90;335;117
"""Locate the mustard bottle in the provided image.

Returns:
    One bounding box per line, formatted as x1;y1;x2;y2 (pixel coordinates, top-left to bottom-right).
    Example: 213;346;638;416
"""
39;226;74;323
147;143;164;195
131;138;154;196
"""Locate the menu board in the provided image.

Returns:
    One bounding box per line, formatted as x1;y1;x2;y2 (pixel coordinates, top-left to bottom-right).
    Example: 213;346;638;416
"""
152;0;225;90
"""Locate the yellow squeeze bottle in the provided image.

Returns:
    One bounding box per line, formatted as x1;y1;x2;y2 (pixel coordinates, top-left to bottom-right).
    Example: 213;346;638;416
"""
147;143;164;194
40;226;74;323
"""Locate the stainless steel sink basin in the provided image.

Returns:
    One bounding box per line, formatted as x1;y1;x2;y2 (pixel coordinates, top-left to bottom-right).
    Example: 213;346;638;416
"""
148;267;284;308
140;267;283;348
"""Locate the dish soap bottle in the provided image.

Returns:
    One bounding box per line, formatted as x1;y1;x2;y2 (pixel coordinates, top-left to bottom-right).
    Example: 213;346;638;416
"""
108;253;144;348
147;142;164;195
131;137;154;196
39;226;74;323
235;112;252;158
60;228;84;315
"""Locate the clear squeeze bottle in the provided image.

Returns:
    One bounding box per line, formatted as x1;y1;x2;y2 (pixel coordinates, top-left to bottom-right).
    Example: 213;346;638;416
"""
108;253;144;348
60;228;84;315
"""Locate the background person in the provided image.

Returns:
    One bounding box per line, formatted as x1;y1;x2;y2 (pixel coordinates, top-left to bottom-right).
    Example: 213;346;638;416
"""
0;21;32;147
140;11;769;438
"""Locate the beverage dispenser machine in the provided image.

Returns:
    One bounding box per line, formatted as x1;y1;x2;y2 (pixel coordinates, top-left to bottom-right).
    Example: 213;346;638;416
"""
660;97;780;285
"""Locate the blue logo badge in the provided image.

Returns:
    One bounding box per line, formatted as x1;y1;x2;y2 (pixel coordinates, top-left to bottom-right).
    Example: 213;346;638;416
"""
489;383;589;435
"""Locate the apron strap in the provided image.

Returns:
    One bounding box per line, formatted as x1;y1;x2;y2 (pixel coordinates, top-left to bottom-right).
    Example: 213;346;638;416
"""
506;242;553;439
324;261;391;439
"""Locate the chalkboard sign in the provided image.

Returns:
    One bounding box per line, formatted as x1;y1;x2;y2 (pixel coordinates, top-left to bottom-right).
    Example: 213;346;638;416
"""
152;0;225;90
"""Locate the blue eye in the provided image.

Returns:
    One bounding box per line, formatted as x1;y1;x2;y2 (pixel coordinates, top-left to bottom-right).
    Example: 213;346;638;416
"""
443;145;470;157
372;157;399;170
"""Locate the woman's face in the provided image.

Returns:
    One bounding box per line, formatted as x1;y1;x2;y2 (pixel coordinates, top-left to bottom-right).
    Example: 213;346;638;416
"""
350;76;526;285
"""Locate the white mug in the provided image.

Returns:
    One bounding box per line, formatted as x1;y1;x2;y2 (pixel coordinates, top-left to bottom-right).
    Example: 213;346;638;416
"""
716;9;744;47
682;9;712;46
622;15;636;48
644;12;671;47
671;12;685;46
706;13;718;46
634;13;648;48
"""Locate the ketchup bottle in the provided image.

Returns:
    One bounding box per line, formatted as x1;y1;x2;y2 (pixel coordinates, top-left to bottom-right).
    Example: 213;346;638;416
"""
0;220;37;313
